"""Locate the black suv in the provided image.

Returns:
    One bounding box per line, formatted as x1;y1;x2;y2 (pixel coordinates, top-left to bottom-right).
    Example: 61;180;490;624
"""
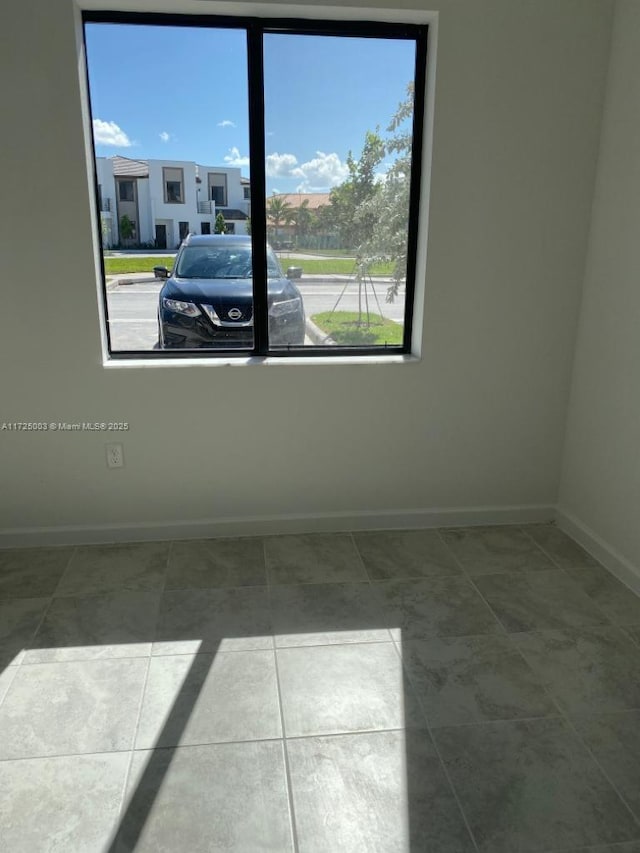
156;235;305;349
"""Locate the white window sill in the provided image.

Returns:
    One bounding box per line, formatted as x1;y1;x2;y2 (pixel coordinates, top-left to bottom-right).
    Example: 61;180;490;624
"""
102;353;422;369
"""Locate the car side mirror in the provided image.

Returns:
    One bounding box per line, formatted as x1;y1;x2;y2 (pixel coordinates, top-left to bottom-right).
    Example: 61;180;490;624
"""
154;266;170;279
286;266;302;280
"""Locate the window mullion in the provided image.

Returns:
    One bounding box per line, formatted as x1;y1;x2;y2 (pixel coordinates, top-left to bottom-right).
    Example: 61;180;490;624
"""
246;23;269;356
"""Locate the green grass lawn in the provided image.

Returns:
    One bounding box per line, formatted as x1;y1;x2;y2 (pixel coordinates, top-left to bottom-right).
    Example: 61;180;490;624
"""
291;248;356;258
103;254;393;277
311;311;403;346
279;258;393;276
104;256;175;275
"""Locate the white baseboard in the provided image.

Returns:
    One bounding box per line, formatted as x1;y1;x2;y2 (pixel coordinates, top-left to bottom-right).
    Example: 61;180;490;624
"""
0;503;555;549
556;507;640;596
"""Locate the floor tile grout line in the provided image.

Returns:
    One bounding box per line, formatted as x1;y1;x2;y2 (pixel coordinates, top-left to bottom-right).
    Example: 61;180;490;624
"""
0;666;19;713
387;633;482;853
517;523;567;571
111;646;154;828
17;591;58;670
159;540;174;594
48;545;78;599
562;712;640;837
263;537;271;589
434;531;511;637
517;524;609;578
272;646;300;853
0;745;135;764
506;631;640;840
348;531;374;585
0;726;473;766
623;625;640;649
552;563;635;629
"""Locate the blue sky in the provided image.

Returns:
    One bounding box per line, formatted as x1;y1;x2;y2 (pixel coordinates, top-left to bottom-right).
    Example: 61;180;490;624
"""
85;23;415;195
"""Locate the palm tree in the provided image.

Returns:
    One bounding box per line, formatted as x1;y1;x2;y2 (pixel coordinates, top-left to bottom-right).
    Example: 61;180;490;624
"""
293;199;312;244
266;196;294;243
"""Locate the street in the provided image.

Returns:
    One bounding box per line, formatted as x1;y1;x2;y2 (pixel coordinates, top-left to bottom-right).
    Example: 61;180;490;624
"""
106;277;406;350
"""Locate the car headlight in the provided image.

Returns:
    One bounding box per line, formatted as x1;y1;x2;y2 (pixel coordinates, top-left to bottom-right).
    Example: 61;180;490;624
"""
269;297;302;318
162;298;200;317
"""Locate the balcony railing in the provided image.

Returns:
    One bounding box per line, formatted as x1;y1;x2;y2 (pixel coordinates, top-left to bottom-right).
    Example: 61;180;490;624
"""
100;198;111;212
197;200;215;214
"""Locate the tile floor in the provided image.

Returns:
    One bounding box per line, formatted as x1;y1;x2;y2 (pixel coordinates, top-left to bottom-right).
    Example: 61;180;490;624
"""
1;525;640;851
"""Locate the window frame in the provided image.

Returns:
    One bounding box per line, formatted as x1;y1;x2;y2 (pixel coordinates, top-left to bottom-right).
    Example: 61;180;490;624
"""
117;179;135;202
163;166;185;204
208;172;228;207
83;10;429;361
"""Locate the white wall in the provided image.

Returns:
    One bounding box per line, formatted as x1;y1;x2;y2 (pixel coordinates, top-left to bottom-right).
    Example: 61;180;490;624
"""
136;178;152;243
95;157;116;245
558;0;640;571
0;0;613;542
148;159;198;246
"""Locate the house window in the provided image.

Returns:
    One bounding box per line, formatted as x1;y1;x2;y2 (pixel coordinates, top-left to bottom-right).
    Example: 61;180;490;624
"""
118;180;134;202
84;14;428;360
163;167;184;203
208;174;227;207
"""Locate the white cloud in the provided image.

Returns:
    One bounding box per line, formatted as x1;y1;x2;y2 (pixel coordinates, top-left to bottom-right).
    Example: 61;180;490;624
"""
159;131;170;142
265;152;299;177
291;151;348;188
224;146;250;167
93;119;132;147
217;119;236;128
265;150;348;189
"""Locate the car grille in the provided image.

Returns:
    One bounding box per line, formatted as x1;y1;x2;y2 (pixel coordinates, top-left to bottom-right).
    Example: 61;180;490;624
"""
217;304;253;323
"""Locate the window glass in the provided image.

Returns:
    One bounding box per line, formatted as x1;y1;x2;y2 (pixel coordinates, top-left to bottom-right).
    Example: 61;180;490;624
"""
118;181;134;202
264;32;416;349
85;21;253;352
84;15;425;357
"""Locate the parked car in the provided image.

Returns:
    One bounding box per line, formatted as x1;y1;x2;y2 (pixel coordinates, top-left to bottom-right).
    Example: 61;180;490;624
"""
155;235;305;349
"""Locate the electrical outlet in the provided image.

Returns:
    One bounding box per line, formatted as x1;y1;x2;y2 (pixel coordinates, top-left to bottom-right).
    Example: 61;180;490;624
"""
106;443;124;469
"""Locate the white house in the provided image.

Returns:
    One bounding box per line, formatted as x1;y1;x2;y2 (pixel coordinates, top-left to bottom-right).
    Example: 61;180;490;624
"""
96;155;251;248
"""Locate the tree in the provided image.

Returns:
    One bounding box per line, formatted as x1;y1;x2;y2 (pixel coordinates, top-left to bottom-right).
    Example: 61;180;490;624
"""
119;214;135;244
100;214;112;249
245;216;251;236
214;212;227;234
266;196;294;241
362;83;415;301
293;199;312;243
326;130;385;252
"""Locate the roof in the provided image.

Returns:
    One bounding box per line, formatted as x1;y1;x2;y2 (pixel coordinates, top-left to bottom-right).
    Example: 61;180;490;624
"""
111;155;149;178
269;192;330;210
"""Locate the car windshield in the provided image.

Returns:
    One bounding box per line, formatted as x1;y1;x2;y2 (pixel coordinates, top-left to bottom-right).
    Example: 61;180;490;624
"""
175;245;282;279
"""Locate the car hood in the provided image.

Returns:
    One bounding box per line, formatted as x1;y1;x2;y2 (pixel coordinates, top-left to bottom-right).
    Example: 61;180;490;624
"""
164;276;294;303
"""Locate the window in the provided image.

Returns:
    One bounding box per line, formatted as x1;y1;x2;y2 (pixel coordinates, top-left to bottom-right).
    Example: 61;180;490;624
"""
163;167;184;203
208;174;227;207
118;180;134;202
84;13;427;359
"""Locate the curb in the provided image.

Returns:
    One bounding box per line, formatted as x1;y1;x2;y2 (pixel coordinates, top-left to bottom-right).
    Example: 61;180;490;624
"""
305;318;336;346
107;275;159;291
